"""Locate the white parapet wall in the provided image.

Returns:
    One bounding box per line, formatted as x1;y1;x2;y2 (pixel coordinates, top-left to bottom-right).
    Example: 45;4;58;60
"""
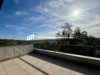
0;45;33;61
34;48;100;67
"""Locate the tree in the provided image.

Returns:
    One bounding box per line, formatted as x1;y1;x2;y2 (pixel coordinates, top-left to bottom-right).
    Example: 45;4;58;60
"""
73;27;81;39
73;27;87;39
56;31;61;38
10;40;16;46
62;23;72;38
56;23;73;39
81;31;87;39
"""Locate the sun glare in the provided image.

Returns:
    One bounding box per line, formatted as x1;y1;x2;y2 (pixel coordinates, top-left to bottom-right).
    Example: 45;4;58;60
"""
72;10;80;17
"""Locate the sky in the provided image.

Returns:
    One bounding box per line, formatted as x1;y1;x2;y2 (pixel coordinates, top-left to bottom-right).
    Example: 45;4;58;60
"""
0;0;100;40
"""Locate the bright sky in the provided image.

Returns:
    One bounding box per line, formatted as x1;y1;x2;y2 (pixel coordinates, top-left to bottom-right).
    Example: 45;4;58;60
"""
0;0;100;40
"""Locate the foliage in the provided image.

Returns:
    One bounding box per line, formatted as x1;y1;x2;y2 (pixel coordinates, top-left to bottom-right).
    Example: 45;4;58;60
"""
0;23;100;58
0;39;33;47
34;23;100;58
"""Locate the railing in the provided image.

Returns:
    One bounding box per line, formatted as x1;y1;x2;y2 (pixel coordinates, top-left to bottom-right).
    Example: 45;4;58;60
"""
34;48;100;67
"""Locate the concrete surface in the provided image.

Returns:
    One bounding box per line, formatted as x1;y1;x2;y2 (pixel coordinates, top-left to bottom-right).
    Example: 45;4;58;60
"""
0;45;33;61
0;54;100;75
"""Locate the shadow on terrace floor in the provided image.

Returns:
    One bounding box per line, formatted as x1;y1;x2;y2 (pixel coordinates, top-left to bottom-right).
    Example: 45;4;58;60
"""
28;53;100;75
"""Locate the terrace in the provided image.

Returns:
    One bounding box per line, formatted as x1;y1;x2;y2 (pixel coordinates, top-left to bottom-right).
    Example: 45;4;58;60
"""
0;0;100;75
0;45;100;75
0;54;100;75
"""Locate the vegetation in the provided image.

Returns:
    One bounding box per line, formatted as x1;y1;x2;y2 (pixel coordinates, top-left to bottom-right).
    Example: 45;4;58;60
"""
34;23;100;58
0;39;33;47
0;23;100;58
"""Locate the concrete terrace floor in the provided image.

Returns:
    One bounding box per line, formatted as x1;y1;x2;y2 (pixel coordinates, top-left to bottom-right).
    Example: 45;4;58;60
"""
0;54;100;75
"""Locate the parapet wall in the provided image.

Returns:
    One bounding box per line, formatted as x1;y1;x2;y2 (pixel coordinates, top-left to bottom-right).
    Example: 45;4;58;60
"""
0;45;33;61
34;48;100;67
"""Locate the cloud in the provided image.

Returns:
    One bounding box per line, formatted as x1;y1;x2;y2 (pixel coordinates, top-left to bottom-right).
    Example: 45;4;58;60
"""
15;11;28;15
28;16;44;21
14;0;20;4
34;31;58;40
6;25;26;30
33;0;100;37
34;0;81;29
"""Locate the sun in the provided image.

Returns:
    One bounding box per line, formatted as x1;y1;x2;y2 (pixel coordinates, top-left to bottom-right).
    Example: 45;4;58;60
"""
72;10;80;17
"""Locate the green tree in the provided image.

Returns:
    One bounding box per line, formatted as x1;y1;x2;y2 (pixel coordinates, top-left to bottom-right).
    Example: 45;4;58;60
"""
56;23;73;39
10;40;16;46
62;23;72;38
73;27;87;39
73;27;81;39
